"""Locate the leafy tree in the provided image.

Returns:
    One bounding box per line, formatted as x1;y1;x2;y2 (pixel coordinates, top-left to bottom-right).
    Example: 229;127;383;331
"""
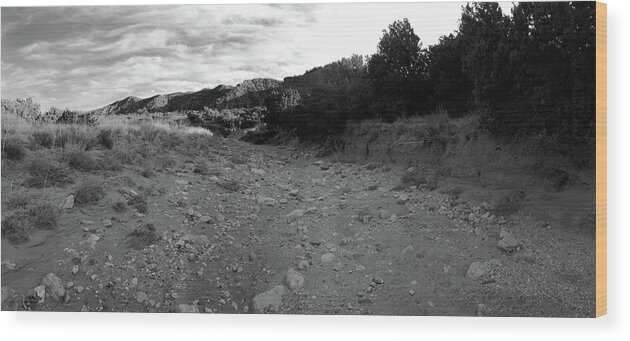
368;18;428;118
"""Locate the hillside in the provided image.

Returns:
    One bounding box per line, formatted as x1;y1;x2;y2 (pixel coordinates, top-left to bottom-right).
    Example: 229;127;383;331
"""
92;78;281;115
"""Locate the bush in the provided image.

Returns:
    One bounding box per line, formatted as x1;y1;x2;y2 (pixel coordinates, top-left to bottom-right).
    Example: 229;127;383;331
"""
32;130;54;148
74;183;104;206
1;214;30;243
125;223;160;250
54;127;93;150
127;194;148;213
25;158;73;188
2;136;26;160
97;128;114;149
5;194;30;209
98;152;124;171
65;150;99;171
28;204;59;230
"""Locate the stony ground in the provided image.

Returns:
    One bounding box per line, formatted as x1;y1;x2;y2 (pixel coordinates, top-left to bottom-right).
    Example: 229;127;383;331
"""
1;138;596;316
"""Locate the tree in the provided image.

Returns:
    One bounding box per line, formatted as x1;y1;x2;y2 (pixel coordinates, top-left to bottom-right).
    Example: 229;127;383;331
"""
368;18;428;118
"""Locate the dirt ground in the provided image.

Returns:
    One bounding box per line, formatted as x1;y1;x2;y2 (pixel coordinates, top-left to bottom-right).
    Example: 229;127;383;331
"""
1;137;596;316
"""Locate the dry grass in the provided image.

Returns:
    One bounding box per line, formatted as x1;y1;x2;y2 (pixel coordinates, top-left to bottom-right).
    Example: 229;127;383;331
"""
25;157;73;188
64;149;99;171
28;204;59;230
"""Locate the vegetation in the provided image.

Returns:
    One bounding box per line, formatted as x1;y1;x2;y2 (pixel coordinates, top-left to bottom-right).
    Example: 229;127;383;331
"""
74;182;104;206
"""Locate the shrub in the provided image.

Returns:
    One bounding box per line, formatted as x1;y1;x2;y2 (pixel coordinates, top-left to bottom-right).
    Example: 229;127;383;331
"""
127;194;148;213
5;194;30;209
54;127;93;150
32;130;54;148
98;152;123;171
97;128;114;149
28;204;59;230
74;183;104;206
394;169;427;190
2;136;26;160
1;214;30;243
125;223;160;250
25;158;73;188
140;163;154;178
65;150;99;171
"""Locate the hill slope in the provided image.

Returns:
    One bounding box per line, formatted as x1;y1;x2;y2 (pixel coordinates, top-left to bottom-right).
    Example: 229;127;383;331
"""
92;78;281;115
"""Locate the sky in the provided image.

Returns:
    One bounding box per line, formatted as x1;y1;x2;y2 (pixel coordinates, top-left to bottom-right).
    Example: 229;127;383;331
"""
1;2;511;111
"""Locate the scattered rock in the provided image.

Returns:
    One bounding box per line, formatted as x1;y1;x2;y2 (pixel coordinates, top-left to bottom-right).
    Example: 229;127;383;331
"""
103;219;113;228
321;253;336;263
298;260;310;270
397;194;410;204
136;291;149;303
285;268;305;290
182;234;210;246
41;273;65;301
251;168;266;175
75;286;85;293
72;265;79;275
286;209;305;222
252;285;286;313
27;285;46;303
289;189;299;196
86;233;100;249
176;304;200;313
466;259;501;280
257;196;277;207
498;229;521;252
1;260;17;270
199;216;212;224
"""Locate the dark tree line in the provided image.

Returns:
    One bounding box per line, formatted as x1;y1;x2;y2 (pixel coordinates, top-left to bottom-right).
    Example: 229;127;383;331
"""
265;2;596;149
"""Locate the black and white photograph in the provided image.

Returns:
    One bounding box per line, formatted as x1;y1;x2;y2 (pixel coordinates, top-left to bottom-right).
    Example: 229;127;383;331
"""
1;1;601;318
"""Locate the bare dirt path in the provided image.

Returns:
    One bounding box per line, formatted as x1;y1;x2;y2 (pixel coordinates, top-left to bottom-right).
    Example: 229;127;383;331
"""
1;139;595;316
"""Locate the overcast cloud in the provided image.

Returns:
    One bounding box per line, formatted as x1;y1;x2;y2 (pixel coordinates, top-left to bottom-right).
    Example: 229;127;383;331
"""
1;3;496;110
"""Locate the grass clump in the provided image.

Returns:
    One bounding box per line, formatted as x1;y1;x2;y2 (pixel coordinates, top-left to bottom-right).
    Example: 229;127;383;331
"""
25;158;73;188
2;136;26;160
492;190;526;217
5;193;31;209
74;182;104;206
96;128;114;149
127;194;148;213
124;223;161;250
27;204;59;230
31;130;54;148
64;149;99;171
1;214;31;243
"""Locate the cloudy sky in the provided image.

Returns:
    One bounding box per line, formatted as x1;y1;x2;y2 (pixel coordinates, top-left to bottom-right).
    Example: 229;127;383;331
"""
1;2;507;111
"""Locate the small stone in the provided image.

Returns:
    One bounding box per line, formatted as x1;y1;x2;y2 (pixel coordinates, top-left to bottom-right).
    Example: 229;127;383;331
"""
320;253;336;263
306;206;317;214
285;268;305;290
389;214;398;222
298;260;310;270
103;219;113;228
27;285;46;303
289;189;299;196
409;289;416;296
136;291;149;303
476;303;488;316
75;286;84;293
66;281;74;289
397;194;410;204
86;234;100;249
1;260;17;270
199;216;212;224
72;265;79;275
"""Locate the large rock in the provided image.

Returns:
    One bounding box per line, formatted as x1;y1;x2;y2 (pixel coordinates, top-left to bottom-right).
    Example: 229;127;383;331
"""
41;273;65;300
59;195;74;210
285;268;305;290
252;285;286;313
